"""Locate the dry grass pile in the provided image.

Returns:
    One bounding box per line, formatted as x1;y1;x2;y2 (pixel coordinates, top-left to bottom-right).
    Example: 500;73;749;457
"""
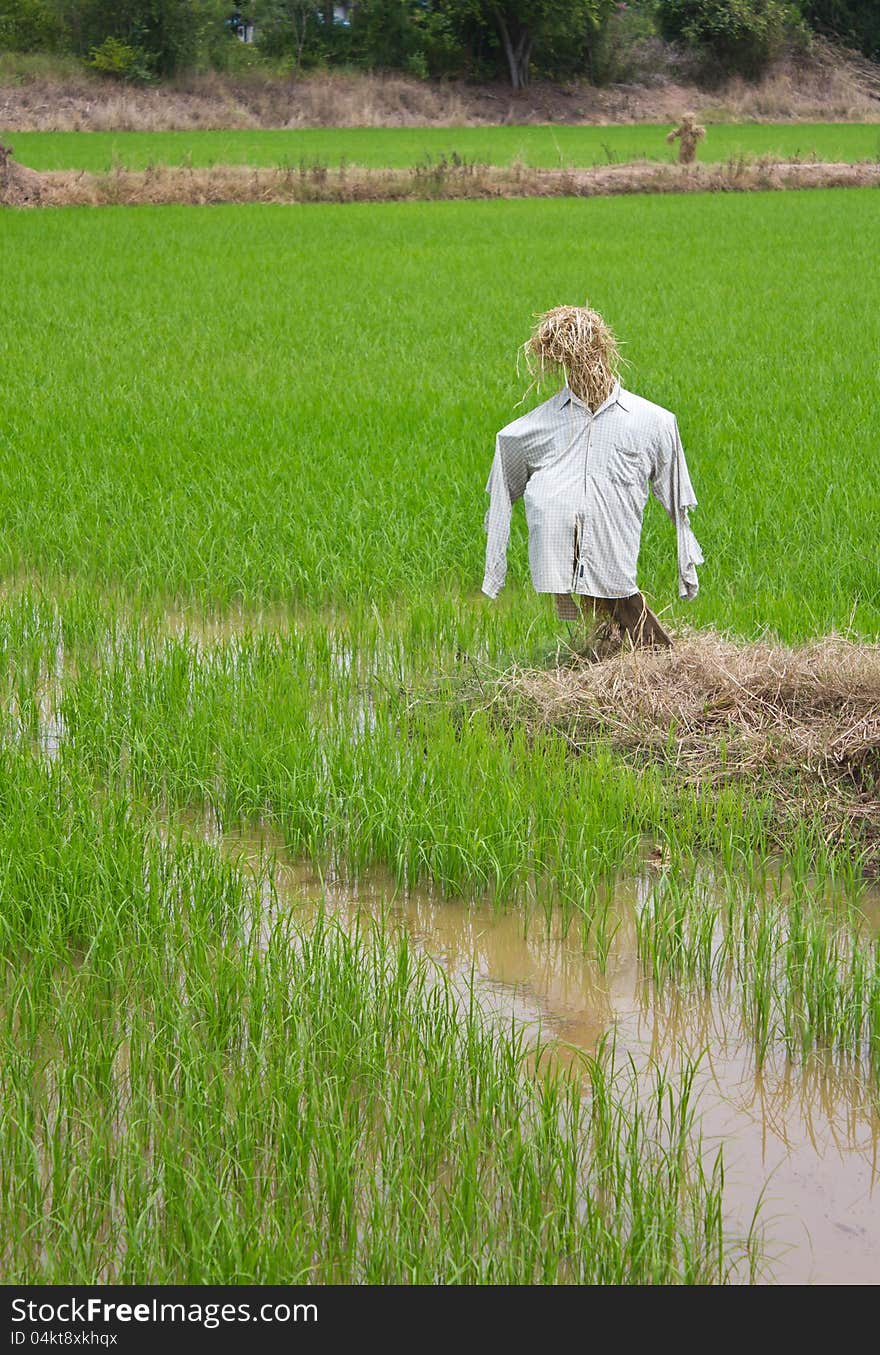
488;630;880;855
0;70;475;133
4;155;879;208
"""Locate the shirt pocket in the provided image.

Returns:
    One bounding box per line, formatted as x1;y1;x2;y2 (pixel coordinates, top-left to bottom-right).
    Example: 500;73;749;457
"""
603;442;644;487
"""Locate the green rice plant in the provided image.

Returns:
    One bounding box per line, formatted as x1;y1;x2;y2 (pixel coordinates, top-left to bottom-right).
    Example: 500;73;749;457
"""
636;874;720;992
0;188;878;1282
636;869;880;1080
0;745;759;1283
2;193;879;638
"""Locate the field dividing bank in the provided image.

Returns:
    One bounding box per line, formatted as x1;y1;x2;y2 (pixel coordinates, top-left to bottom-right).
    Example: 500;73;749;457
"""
7;157;880;207
5;122;880;173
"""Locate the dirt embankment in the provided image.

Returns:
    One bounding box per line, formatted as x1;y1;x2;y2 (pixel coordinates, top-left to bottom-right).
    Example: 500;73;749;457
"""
2;40;879;132
4;153;878;208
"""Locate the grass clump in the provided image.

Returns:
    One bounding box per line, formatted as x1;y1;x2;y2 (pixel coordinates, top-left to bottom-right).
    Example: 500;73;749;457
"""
636;870;880;1080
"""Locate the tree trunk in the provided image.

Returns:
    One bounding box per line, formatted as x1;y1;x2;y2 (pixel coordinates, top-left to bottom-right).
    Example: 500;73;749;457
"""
492;6;532;90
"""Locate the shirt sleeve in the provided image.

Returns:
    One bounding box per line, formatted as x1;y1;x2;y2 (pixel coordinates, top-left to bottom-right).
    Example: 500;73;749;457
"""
651;416;704;601
481;430;529;599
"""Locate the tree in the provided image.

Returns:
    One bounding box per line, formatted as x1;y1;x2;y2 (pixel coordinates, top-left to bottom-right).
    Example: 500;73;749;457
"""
254;0;321;66
54;0;213;75
448;0;600;89
0;0;64;50
348;0;431;72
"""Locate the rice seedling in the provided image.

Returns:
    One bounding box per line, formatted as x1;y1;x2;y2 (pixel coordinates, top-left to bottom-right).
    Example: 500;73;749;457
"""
634;869;880;1082
2;192;878;635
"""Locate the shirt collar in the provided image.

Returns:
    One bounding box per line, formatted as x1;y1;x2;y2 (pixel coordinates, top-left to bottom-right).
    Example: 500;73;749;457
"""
556;381;631;414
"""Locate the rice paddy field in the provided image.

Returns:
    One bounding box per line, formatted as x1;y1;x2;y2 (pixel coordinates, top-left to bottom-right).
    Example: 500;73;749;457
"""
5;121;880;173
1;186;880;1285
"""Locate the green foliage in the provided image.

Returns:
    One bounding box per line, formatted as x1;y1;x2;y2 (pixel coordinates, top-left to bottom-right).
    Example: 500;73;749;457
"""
86;34;152;80
586;0;667;84
54;0;209;77
3;0;879;82
349;0;427;71
797;0;880;59
252;0;326;66
255;0;613;87
0;0;63;52
656;0;801;76
448;0;603;87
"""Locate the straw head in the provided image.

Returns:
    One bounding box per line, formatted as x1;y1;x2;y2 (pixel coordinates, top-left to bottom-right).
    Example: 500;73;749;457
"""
521;304;622;411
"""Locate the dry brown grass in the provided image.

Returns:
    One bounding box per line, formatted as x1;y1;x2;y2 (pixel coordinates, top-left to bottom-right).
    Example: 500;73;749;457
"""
523;305;621;410
4;154;879;208
0;140;43;203
479;629;880;863
1;40;878;131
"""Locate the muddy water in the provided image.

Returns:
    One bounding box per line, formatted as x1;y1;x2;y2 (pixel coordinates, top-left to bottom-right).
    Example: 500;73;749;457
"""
218;824;880;1286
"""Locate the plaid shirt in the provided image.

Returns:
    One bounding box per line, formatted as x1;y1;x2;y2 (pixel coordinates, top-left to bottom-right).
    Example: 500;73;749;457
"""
482;382;703;601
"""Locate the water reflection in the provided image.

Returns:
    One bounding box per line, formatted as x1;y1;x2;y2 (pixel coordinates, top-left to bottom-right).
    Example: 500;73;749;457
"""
218;821;880;1286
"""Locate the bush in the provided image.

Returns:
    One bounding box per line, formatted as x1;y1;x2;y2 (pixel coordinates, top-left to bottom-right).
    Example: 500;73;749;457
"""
588;2;676;85
86;36;152;82
656;0;801;77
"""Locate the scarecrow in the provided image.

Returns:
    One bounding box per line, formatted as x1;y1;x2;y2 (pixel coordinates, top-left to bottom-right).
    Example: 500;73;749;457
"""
481;305;703;649
665;114;706;165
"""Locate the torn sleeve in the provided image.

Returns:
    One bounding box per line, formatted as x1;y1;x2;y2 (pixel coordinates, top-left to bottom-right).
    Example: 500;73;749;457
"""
481;431;529;599
651;416;704;601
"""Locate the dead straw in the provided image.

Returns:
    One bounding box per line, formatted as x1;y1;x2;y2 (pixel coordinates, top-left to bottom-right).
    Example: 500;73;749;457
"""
521;304;622;411
471;629;880;863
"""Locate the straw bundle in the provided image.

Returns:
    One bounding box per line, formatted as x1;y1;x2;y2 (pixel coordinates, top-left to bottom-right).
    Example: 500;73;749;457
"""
0;142;43;205
665;113;706;165
522;305;622;412
477;631;880;861
509;631;880;770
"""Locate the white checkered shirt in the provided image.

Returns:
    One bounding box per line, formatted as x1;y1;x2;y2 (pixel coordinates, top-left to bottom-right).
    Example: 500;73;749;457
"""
482;382;703;602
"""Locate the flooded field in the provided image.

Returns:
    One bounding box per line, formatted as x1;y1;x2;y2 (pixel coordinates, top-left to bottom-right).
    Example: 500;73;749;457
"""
216;823;880;1286
2;192;879;1284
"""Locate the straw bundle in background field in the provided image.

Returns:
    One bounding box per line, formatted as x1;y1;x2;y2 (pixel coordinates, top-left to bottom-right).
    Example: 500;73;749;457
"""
0;143;43;204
